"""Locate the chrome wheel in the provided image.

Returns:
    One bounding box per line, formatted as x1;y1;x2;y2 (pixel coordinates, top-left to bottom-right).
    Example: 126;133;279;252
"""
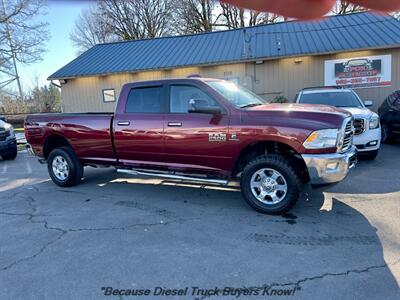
52;155;69;181
250;168;288;205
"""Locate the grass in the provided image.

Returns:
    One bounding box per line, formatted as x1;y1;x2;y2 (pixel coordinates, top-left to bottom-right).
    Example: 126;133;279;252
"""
14;128;24;133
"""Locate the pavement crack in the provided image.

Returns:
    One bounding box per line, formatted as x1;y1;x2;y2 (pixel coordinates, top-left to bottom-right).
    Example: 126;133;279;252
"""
199;259;400;299
1;195;172;272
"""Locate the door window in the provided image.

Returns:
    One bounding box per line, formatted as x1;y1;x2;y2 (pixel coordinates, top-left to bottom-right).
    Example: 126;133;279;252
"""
126;86;164;113
170;85;218;113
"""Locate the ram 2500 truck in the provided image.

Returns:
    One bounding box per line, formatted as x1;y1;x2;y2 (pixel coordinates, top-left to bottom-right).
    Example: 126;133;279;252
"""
25;78;357;214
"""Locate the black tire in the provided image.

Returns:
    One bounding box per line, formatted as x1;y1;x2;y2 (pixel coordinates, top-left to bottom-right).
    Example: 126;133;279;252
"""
1;149;17;160
359;150;379;160
381;124;393;144
240;154;302;215
47;147;83;187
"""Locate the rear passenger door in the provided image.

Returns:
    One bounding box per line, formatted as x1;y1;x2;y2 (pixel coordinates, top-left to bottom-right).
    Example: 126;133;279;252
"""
164;84;231;175
113;84;166;167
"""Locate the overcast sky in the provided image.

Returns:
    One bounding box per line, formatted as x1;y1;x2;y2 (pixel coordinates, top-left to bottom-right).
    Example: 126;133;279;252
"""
18;0;91;91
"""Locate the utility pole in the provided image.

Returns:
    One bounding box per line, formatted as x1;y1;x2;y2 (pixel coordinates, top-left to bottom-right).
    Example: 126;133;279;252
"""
1;0;24;100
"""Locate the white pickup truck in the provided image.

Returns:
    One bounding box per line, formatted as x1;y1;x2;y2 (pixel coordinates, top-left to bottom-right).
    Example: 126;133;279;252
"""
295;87;381;160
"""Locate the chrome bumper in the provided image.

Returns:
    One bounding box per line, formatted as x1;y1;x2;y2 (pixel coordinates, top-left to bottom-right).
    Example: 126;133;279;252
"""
302;146;357;185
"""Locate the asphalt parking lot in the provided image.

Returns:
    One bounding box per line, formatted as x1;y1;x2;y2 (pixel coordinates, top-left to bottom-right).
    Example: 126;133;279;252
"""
1;145;399;300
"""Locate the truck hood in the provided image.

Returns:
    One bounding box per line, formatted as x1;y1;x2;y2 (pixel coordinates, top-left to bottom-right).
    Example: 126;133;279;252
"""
339;107;373;118
248;103;350;115
242;103;351;131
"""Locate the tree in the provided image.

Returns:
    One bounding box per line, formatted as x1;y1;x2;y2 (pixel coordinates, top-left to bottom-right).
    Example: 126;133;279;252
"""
175;0;219;34
29;83;61;113
70;6;118;54
332;1;365;15
96;0;175;40
0;0;49;97
220;3;282;29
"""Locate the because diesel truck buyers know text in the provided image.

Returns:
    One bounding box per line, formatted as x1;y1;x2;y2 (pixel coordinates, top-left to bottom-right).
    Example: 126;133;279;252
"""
25;78;357;214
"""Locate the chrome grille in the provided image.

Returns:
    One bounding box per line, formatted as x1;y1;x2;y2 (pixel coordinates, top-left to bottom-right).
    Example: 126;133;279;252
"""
354;118;365;135
0;128;7;141
341;119;354;152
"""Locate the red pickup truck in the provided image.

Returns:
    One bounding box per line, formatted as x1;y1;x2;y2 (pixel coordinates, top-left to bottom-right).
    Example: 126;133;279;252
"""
25;78;357;214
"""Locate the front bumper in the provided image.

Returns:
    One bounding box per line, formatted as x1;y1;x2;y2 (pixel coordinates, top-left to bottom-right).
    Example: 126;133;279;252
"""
0;138;17;155
302;146;357;185
353;127;381;153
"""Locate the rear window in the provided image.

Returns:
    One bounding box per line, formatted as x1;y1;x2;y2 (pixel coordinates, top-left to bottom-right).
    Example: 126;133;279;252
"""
299;91;362;108
126;86;163;113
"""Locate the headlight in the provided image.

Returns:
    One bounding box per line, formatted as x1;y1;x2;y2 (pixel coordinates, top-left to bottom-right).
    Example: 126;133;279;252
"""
303;129;339;149
369;114;380;129
3;123;14;137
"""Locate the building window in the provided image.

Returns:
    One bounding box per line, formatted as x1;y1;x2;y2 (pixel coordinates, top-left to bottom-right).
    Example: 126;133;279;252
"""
103;89;116;102
125;86;164;113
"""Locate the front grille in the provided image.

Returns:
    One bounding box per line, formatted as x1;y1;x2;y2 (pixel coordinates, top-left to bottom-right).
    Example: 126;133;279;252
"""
341;119;354;152
354;118;365;135
0;128;7;141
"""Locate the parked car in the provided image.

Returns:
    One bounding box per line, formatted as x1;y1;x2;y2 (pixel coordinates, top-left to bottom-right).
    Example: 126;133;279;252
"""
295;87;381;160
0;119;17;160
378;90;400;143
25;78;357;215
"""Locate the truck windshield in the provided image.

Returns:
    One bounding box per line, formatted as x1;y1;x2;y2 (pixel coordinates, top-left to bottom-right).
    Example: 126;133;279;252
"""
299;92;363;108
208;81;265;108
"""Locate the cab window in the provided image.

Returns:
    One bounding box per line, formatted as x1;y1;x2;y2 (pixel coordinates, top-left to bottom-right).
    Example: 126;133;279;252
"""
169;85;219;113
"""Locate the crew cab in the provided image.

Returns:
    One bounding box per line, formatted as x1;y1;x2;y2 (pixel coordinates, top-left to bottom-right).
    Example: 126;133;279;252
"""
25;78;357;214
296;87;381;160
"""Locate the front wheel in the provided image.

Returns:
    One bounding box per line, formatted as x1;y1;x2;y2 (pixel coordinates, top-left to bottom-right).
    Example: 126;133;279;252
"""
381;124;393;144
240;155;302;215
47;147;83;187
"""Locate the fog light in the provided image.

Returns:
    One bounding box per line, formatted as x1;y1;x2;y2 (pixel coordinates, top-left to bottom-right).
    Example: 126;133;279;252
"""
367;140;378;147
326;162;339;172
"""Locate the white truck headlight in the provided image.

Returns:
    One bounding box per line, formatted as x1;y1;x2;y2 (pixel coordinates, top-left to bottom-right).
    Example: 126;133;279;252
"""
303;129;339;149
369;114;380;129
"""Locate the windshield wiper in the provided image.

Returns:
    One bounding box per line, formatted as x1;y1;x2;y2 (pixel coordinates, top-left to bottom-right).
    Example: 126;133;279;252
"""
240;103;263;108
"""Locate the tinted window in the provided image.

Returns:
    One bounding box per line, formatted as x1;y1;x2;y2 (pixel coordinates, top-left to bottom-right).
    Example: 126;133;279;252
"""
126;86;163;113
170;85;218;113
299;92;362;108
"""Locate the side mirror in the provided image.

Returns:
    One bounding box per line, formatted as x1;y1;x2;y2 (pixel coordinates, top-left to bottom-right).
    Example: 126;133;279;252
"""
188;99;221;115
364;100;373;107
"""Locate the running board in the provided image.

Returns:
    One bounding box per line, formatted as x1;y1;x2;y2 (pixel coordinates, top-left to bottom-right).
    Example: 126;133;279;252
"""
117;169;229;186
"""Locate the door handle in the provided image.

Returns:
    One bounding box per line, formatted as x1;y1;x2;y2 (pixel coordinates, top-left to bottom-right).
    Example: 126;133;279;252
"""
168;122;182;127
117;121;130;126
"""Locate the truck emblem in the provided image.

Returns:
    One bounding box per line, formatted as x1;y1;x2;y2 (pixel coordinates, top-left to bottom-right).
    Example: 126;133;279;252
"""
209;133;227;142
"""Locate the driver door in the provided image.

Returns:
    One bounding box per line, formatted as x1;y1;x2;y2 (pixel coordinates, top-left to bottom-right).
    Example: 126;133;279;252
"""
164;83;231;175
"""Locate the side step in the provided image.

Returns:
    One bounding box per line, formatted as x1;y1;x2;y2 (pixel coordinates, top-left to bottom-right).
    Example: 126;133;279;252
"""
117;169;229;186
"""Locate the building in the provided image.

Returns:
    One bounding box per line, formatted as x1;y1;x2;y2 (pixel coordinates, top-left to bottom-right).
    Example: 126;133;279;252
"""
49;12;400;113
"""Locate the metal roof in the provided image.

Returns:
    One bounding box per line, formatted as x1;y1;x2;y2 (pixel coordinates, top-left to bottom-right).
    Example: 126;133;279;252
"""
49;12;400;80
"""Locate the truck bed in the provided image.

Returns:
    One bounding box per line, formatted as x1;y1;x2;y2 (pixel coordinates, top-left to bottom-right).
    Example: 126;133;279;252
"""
25;113;117;164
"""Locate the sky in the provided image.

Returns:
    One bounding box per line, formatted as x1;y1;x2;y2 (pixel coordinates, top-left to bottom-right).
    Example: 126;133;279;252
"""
18;0;92;92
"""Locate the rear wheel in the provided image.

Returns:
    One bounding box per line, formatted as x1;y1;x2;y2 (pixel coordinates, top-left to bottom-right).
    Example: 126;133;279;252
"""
240;155;302;214
47;147;83;187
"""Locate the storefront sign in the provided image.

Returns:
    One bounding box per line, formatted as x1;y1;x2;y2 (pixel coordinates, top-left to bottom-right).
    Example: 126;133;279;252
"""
324;55;392;88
